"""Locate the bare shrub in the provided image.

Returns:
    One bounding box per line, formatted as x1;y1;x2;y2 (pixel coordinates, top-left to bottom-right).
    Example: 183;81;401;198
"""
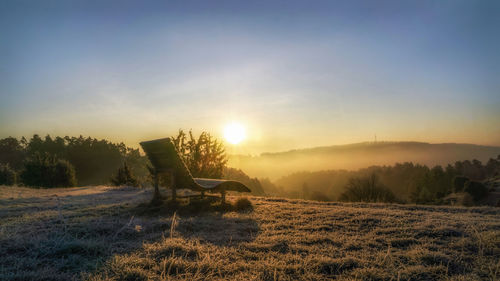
233;197;253;212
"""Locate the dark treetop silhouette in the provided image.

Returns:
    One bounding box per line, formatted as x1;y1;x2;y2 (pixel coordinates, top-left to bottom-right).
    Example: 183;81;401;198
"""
140;137;250;201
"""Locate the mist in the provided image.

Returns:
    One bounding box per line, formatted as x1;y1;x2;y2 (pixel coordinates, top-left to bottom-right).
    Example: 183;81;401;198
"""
228;141;500;180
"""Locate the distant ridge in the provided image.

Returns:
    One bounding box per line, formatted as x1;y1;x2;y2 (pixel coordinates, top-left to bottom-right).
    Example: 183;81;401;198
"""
229;141;500;179
260;141;500;156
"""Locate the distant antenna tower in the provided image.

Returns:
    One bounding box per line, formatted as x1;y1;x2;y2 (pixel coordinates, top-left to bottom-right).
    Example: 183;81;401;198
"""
374;134;377;143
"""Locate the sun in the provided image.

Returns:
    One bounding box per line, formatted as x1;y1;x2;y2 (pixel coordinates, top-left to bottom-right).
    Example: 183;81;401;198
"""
224;122;246;144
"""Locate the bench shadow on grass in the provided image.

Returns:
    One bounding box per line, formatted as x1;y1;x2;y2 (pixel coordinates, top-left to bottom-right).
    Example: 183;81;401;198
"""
134;197;260;246
0;189;259;280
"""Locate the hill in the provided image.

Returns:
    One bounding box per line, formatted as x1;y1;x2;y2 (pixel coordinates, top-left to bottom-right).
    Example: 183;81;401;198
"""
228;141;500;179
1;185;499;280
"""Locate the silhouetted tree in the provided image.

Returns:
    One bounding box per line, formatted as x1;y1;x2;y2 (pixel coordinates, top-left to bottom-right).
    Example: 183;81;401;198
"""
172;129;227;178
111;162;138;187
0;163;16;185
485;157;500;177
407;165;453;202
0;137;25;170
259;178;283;196
453;176;470;192
464;181;488;201
340;174;397;203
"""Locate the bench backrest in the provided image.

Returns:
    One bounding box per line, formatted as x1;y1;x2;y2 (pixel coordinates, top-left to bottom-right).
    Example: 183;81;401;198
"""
140;138;200;190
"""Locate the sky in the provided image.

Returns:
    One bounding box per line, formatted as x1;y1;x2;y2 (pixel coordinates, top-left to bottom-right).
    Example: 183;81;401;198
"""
1;0;499;154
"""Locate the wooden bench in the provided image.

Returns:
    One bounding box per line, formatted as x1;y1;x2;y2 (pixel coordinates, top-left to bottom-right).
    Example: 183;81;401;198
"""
140;137;250;202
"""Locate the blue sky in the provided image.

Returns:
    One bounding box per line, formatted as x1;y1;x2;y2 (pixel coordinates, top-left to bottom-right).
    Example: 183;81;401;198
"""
1;0;499;153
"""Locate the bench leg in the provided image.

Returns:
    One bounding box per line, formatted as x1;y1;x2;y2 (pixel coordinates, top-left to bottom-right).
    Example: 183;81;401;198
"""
221;191;226;204
171;173;176;201
153;172;161;199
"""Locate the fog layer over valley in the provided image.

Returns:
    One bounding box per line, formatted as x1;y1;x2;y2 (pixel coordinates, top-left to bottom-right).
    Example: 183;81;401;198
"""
229;142;500;180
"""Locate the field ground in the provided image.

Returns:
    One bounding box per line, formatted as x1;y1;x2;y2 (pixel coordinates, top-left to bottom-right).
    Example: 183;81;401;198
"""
0;186;499;281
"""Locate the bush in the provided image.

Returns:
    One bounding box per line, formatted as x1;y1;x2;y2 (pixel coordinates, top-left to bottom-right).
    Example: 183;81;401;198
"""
340;174;397;203
111;162;138;186
233;197;253;212
460;192;475;206
443;192;474;206
0;163;16;185
464;181;488;201
21;155;76;187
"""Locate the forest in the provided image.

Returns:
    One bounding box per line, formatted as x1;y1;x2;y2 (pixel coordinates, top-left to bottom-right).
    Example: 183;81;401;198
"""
0;135;149;186
0;134;499;205
265;158;500;204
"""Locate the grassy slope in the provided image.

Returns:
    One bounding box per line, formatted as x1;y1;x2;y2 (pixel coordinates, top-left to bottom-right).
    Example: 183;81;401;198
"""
0;186;499;281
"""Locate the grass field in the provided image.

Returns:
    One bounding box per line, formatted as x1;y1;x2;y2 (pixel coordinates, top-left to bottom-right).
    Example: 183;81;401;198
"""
1;186;499;281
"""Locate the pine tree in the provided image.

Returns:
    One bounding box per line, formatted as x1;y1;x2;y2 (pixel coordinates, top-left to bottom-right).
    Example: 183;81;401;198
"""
111;162;138;186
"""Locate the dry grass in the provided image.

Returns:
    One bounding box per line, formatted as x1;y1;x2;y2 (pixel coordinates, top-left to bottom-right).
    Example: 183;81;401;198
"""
0;185;499;280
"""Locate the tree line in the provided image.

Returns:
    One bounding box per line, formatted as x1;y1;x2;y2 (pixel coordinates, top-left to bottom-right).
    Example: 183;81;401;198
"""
0;135;148;187
271;157;500;205
1;133;498;206
0;132;267;194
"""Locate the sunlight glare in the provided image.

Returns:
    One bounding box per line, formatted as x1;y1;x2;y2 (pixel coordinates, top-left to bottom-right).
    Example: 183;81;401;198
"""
224;122;246;144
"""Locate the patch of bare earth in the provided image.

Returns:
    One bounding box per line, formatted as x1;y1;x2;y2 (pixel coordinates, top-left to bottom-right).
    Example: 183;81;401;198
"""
0;186;499;280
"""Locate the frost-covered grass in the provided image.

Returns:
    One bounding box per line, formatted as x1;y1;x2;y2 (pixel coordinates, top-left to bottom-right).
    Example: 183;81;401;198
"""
0;185;499;280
